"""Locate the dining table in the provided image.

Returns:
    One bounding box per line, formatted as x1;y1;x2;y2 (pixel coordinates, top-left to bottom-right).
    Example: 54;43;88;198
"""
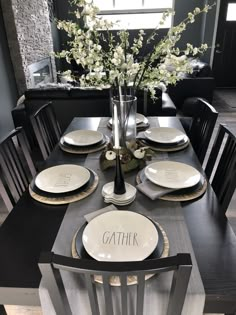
0;116;236;315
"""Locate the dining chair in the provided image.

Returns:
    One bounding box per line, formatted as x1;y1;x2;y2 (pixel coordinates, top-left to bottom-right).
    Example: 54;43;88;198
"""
205;124;236;214
0;127;36;212
39;252;192;315
183;98;218;164
30;102;62;160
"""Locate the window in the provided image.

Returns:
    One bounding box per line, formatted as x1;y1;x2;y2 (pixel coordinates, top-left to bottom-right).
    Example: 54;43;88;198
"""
93;0;174;29
226;3;236;21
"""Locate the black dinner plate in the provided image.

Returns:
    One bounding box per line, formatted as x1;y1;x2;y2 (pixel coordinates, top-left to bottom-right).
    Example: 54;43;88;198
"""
30;168;95;198
75;217;165;260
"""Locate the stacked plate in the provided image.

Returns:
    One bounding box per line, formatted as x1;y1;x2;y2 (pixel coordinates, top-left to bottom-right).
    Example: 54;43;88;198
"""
108;113;149;131
60;129;108;154
145;161;201;190
29;164;97;204
139;161;206;201
139;127;189;152
102;182;137;206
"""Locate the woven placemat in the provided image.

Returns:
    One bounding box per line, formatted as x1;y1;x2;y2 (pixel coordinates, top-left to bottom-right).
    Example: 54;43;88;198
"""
59;135;109;154
29;169;98;205
71;220;169;286
136;171;207;202
139;139;189;152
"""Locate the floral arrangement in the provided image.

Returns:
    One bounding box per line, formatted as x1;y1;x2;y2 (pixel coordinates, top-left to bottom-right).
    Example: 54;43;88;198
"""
56;0;214;99
100;142;154;173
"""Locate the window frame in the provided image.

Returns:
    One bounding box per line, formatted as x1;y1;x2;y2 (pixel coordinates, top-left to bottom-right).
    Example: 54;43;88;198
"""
93;0;175;29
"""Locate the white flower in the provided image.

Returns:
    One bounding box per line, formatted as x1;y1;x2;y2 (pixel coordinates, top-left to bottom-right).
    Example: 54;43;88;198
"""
134;148;146;159
105;151;116;160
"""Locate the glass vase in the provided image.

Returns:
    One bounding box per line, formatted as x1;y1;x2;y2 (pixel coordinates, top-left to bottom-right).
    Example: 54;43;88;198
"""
112;95;137;150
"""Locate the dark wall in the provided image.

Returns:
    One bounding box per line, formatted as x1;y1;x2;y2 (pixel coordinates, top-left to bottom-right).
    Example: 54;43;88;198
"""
0;3;18;140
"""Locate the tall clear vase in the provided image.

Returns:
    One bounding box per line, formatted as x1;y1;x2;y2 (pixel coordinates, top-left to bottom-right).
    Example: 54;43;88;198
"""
112;95;137;150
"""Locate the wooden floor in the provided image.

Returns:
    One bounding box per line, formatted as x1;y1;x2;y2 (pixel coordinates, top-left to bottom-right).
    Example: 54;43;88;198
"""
1;91;235;315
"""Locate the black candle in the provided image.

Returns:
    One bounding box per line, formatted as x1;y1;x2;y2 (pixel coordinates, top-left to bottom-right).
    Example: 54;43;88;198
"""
114;150;126;195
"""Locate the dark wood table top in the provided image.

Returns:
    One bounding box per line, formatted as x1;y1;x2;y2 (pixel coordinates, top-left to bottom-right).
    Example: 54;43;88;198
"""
0;117;236;313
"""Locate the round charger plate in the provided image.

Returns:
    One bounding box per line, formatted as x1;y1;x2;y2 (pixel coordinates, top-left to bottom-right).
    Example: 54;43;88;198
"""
29;169;98;205
139;138;189;152
30;168;95;198
71;218;169;286
60;135;109;154
82;211;158;262
145;161;201;189
109;113;146;125
144;127;186;144
136;170;207;202
35;164;90;194
64;130;103;146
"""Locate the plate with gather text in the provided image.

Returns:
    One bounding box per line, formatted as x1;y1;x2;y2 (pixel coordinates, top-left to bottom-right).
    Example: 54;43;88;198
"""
63;130;103;146
145;161;201;189
35;164;90;194
144;127;187;144
82;211;158;262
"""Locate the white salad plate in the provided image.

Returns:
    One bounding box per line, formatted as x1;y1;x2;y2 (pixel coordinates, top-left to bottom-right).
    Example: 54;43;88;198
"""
63;130;103;146
82;211;158;261
145;161;201;189
109;113;145;126
35;164;90;194
144;127;187;144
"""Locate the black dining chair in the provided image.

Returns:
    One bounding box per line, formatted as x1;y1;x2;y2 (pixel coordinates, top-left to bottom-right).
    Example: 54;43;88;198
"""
39;252;192;315
30;102;62;160
0;127;36;212
205;124;236;214
182;98;218;164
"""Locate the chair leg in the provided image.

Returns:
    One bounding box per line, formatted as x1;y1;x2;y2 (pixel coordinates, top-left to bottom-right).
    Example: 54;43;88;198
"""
0;305;7;315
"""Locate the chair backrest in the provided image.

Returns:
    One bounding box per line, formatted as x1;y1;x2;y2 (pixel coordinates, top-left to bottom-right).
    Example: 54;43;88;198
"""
39;252;192;315
188;98;218;164
0;127;36;211
30;102;62;160
205;124;236;214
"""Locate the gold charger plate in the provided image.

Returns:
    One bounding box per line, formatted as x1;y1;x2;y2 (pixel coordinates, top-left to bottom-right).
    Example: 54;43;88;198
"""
71;220;169;286
29;169;98;205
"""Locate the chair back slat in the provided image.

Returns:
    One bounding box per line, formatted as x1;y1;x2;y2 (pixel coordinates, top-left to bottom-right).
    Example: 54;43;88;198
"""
167;264;192;315
0;127;36;211
85;273;100;315
136;274;145;315
103;274;114;315
39;253;192;315
31;102;61;160
189;98;218;164
120;275;128;315
205;124;236;213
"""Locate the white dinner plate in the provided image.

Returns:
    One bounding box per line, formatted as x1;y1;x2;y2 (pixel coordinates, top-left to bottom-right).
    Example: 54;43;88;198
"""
82;211;158;261
63;130;103;146
109;113;145;125
145;161;201;189
144;127;186;144
35;164;90;194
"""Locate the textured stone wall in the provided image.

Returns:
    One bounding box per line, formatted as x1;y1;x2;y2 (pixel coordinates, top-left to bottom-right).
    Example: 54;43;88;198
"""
1;0;56;95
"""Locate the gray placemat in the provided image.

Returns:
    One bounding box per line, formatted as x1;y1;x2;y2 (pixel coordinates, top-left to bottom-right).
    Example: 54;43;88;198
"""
39;117;205;315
